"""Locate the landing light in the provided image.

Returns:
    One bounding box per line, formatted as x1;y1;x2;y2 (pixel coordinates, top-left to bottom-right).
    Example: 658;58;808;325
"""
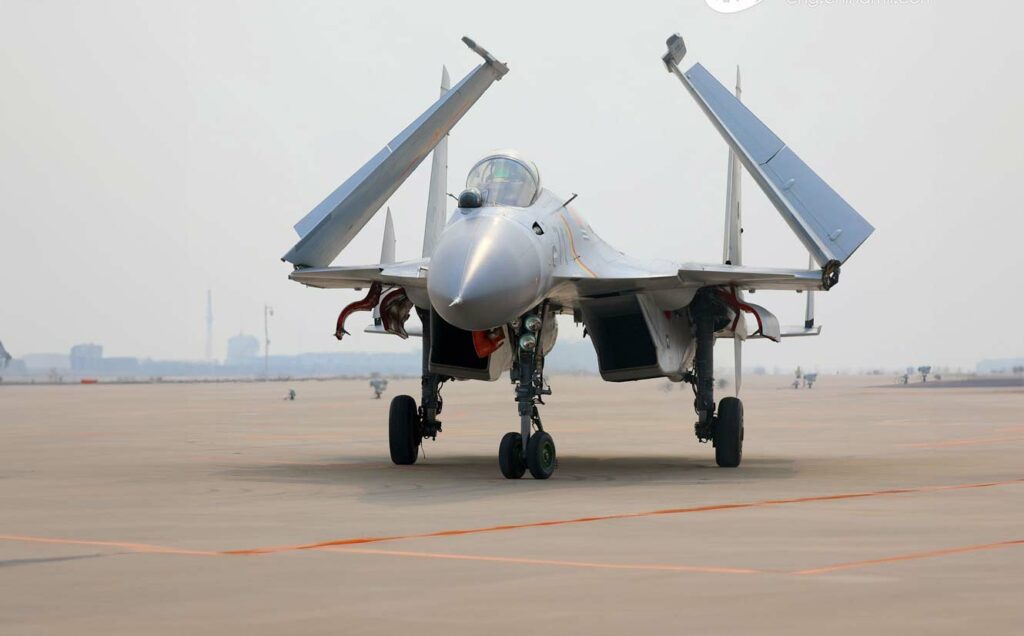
518;333;538;352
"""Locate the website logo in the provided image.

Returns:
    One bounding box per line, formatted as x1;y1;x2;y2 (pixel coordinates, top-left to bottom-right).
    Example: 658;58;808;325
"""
705;0;764;13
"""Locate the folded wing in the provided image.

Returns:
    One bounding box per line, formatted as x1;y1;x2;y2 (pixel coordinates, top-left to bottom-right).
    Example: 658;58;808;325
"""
283;38;507;268
663;34;874;267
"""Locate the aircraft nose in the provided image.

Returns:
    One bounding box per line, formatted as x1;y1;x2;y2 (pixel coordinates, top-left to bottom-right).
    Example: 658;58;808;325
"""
428;215;545;331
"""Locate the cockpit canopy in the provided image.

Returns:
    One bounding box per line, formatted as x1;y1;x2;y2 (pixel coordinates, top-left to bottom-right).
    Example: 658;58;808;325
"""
465;152;540;208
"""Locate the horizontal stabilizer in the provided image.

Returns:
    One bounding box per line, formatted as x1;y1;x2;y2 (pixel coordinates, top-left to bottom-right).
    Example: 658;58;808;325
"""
665;47;874;266
283;38;508;268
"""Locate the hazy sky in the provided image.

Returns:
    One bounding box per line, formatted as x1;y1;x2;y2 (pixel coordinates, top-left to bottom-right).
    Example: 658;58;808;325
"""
1;0;1021;370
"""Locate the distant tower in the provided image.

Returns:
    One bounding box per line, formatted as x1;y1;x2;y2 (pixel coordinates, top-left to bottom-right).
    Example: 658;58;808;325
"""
263;305;274;379
205;290;214;361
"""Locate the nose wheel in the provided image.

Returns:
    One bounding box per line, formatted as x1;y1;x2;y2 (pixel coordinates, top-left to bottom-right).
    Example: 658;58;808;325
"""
498;432;526;479
498;430;557;480
526;431;556;479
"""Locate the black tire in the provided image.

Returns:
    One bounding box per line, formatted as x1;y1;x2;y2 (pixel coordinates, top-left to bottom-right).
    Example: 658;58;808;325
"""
498;432;526;479
526;431;557;480
715;397;744;468
389;395;420;465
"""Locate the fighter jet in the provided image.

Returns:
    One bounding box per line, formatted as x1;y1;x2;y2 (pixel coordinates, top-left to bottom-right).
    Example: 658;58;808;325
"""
283;35;874;479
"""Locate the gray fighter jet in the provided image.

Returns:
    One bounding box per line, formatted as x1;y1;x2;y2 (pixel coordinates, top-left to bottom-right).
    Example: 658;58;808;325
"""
283;35;873;479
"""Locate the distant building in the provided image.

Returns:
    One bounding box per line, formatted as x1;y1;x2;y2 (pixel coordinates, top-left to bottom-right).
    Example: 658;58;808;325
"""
70;344;104;373
3;359;27;376
977;358;1024;374
100;357;140;376
22;353;70;371
226;334;260;365
0;340;10;369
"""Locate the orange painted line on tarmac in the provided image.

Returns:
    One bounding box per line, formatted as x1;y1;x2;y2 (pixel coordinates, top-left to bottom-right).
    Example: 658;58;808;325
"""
246;434;347;441
792;539;1024;576
903;437;1024;449
222;478;1024;555
0;534;218;556
323;546;765;575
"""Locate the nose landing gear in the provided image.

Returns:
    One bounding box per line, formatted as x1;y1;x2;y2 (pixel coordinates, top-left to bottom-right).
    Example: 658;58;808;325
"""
499;307;556;479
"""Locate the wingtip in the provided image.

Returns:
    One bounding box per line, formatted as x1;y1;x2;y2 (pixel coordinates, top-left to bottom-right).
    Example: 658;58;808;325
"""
441;65;450;89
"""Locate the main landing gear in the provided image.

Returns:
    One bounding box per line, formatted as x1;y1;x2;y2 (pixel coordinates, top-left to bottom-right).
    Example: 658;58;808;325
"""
688;291;745;468
499;309;556;479
389;308;446;465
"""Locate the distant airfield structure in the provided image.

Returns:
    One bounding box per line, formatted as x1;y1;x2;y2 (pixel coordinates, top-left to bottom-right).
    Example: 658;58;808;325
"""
205;290;213;361
792;367;818;389
263;305;274;379
70;343;103;373
227;333;260;365
370;376;389;399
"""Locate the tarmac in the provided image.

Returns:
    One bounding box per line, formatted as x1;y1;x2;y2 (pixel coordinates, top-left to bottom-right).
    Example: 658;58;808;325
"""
1;374;1021;634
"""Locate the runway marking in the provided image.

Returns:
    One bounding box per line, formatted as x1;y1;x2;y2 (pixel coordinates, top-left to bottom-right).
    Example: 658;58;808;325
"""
323;546;766;575
4;479;1021;575
0;534;217;557
903;437;1024;449
792;539;1024;576
221;478;1024;555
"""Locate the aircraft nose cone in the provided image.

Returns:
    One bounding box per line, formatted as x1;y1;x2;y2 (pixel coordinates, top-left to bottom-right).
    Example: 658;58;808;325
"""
428;215;545;331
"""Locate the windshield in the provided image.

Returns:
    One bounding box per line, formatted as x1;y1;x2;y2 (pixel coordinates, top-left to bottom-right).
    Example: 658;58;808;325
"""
465;157;539;207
